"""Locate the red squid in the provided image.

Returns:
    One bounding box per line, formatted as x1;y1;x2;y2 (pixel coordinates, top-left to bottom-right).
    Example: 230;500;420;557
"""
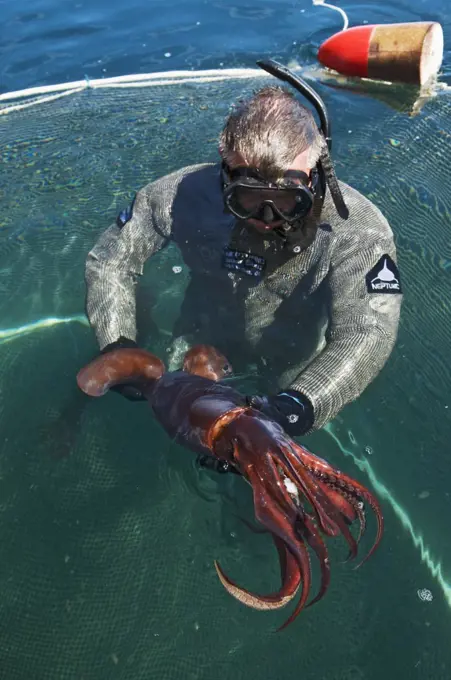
77;344;383;630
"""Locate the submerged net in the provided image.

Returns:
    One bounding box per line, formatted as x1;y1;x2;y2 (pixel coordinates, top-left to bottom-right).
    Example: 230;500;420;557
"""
0;69;450;679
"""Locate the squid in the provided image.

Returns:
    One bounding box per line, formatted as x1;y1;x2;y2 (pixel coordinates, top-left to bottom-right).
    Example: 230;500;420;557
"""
77;344;383;630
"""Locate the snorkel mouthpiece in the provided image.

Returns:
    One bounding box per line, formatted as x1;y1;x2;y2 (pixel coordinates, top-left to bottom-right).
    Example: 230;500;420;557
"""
262;203;276;224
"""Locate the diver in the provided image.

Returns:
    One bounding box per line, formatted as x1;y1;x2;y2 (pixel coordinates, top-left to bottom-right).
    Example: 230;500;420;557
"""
84;59;403;467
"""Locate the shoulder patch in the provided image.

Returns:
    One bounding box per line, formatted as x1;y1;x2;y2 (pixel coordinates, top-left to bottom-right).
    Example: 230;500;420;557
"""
366;254;402;294
116;194;136;229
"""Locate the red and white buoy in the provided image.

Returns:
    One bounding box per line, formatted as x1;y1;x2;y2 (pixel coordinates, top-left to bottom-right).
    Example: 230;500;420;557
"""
318;21;444;86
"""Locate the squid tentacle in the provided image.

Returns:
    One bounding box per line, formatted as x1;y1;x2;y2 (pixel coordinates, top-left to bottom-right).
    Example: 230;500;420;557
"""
307;468;367;549
279;444;359;562
251;475;312;631
288;441;383;562
213;553;300;610
295;513;331;608
214;483;302;610
286;441;383;569
262;453;332;607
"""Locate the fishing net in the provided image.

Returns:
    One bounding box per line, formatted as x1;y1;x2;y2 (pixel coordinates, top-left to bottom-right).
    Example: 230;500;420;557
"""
0;68;450;679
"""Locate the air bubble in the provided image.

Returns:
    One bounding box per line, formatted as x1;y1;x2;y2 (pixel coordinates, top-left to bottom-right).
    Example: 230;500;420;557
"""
417;588;433;602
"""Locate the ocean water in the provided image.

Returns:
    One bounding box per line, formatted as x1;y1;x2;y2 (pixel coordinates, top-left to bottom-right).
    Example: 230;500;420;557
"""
0;1;451;679
2;0;450;93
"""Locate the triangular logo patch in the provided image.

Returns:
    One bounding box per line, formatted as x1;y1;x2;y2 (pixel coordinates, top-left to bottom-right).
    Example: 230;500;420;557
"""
366;254;402;294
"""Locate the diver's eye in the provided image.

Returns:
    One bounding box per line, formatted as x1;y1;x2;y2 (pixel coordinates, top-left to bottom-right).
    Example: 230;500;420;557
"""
223;364;230;373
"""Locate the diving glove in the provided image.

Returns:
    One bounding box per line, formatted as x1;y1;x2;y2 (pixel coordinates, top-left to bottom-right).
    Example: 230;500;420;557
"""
101;336;146;401
246;389;314;436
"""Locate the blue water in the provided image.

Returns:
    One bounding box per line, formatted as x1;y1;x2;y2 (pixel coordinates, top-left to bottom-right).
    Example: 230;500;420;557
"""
1;0;450;94
1;1;451;679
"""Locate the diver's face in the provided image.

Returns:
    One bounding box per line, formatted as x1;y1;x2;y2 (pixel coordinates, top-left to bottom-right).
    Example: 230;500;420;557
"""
227;149;312;234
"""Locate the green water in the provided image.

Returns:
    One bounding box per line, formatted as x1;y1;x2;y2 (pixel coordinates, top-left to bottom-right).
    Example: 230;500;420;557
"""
0;74;450;679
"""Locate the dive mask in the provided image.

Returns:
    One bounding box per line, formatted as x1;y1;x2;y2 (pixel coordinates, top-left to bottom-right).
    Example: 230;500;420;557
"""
221;163;320;224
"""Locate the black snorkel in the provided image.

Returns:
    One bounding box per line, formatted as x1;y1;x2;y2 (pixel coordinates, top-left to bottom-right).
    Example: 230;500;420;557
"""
256;58;349;221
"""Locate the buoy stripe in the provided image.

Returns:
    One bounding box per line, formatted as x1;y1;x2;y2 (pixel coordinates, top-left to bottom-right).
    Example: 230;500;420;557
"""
318;25;374;79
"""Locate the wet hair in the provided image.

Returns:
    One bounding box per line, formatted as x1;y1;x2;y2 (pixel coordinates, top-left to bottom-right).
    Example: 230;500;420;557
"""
219;85;325;179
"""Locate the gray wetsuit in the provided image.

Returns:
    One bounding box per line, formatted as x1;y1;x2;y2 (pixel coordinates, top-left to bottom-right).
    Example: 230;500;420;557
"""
85;162;403;431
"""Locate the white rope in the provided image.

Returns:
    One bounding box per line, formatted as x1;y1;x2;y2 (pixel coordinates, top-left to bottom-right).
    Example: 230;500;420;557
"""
0;66;272;104
0;65;293;115
312;0;349;31
0;86;86;115
94;72;275;89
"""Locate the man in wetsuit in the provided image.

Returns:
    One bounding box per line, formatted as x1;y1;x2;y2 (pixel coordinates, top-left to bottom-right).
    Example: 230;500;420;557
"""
84;61;403;447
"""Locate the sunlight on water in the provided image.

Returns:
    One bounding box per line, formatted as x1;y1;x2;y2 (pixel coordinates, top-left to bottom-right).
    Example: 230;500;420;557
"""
326;423;451;610
0;315;89;345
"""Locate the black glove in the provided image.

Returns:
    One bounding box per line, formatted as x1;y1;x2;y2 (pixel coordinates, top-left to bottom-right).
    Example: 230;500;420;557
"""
101;336;146;402
246;389;314;436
